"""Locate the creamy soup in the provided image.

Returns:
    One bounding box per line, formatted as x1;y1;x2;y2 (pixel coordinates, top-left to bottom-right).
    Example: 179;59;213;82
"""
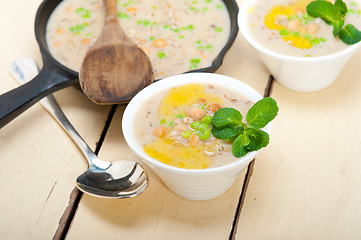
133;83;254;169
46;0;231;79
247;0;361;57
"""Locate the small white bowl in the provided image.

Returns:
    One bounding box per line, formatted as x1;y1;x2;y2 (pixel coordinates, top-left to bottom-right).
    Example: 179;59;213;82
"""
238;0;361;92
122;73;272;200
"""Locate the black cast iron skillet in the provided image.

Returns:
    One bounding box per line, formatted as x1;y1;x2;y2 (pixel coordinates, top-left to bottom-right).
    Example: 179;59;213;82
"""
0;0;239;129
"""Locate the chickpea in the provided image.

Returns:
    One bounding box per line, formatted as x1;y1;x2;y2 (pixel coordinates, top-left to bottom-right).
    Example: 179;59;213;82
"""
153;126;169;138
151;39;167;48
186;106;207;121
305;23;319;33
207;102;222;113
189;134;200;146
173;123;187;132
287;19;302;31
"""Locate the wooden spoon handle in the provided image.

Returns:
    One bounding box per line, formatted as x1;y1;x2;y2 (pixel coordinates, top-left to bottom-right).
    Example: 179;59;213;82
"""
103;0;117;20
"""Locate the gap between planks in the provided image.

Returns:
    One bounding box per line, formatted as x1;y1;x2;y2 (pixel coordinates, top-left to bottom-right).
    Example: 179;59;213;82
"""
228;75;275;240
53;104;118;240
53;75;275;240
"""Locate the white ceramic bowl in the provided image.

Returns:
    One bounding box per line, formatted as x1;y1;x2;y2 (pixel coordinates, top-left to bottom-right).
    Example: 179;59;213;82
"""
238;0;361;92
122;73;272;200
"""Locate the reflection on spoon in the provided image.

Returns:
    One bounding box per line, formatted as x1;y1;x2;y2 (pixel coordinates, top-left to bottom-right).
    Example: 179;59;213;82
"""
9;58;148;199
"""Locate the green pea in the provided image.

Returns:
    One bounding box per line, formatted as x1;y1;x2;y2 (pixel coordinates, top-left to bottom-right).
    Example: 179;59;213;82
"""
169;121;174;127
214;27;222;32
312;38;320;45
205;45;213;51
143;20;151;27
158;52;166;59
190;121;201;129
198;129;211;140
191;58;201;64
176;114;184;119
189;6;198;11
182;131;192;139
303;35;312;40
75;7;85;13
201;116;212;125
280;29;289;36
190;64;198;70
288;14;299;20
196;123;209;132
187;25;194;31
118;12;130;19
160;118;166;124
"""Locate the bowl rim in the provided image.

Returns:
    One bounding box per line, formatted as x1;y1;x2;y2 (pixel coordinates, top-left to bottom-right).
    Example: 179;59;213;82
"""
122;72;272;174
237;0;361;63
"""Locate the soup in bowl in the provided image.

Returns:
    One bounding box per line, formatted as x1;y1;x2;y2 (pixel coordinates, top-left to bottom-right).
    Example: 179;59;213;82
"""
238;0;361;92
122;73;274;200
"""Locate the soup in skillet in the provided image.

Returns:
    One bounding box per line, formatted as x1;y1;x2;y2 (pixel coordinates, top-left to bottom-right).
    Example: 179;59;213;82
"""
46;0;231;79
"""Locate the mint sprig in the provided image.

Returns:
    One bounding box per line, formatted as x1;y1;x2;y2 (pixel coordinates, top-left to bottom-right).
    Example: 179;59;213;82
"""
211;97;279;158
306;0;361;45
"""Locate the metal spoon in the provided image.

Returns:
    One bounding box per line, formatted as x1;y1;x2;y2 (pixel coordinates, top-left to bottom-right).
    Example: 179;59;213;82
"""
9;58;148;199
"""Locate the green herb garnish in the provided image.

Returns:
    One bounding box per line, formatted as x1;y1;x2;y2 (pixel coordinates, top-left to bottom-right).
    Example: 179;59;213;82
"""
211;97;279;158
306;0;361;45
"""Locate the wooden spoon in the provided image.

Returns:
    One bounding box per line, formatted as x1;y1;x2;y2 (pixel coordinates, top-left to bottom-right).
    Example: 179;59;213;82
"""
79;0;154;104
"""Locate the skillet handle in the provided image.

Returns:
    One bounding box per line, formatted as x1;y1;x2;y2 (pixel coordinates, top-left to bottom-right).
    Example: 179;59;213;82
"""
0;65;78;129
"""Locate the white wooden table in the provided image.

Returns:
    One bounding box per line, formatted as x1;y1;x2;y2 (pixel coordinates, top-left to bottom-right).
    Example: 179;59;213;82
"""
1;0;361;239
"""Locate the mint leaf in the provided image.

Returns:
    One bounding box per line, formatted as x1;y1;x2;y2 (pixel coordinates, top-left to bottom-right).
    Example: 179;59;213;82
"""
211;98;279;158
306;1;337;25
232;128;269;158
243;128;270;151
232;134;251;158
333;20;344;37
246;97;279;129
338;24;361;45
307;0;361;45
212;125;244;140
334;0;347;19
212;107;243;128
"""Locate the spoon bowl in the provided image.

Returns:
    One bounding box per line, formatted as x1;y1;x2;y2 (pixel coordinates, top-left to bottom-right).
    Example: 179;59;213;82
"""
10;58;148;199
76;159;148;198
79;0;153;104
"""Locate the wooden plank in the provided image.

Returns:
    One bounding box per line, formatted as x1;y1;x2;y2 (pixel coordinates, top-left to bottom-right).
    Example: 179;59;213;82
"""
236;46;361;238
66;8;273;238
0;0;111;239
66;105;246;240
